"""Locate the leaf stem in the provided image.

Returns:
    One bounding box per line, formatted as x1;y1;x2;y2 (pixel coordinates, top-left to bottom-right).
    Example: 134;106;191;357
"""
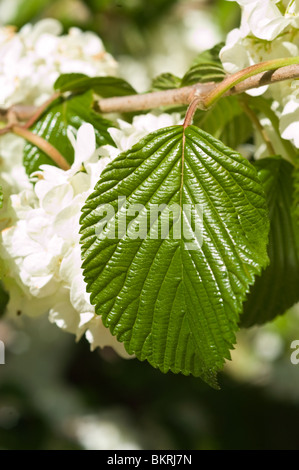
12;126;70;171
203;57;299;109
183;97;202;128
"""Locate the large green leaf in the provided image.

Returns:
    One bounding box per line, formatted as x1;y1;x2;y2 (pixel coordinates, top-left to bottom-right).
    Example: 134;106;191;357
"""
241;156;299;327
181;43;226;86
80;125;269;387
54;73;137;97
23;90;115;175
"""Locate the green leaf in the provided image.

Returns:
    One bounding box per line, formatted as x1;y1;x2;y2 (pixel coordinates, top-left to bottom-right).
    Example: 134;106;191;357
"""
194;96;253;149
181;43;226;86
23;90;115;175
54;73;137;97
151;73;182;91
212;0;241;34
80;126;269;386
241;156;299;327
0;186;2;209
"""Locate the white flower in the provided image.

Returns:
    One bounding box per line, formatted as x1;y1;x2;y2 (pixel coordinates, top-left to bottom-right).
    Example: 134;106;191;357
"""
253;116;292;160
239;0;296;41
225;1;299;41
0;123;127;355
220;0;299;148
100;112;183;159
279;98;299;147
0;19;117;108
0;134;31;193
0;113;181;356
0;18;118;225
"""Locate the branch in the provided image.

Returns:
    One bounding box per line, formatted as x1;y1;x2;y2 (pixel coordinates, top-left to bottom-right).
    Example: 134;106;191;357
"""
183;58;299;129
0;92;70;171
0;63;298;119
98;63;299;114
99;83;215;113
0;93;60;126
0;105;37;122
203;57;299;109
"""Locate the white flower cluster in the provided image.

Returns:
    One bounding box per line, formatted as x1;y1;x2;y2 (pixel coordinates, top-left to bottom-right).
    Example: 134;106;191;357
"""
0;19;182;356
0;113;181;355
221;0;299;148
0;18;117;107
0;19;117;216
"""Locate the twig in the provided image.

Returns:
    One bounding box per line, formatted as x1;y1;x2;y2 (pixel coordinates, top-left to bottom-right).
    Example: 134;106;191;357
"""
0;59;298;172
0;63;299;119
12;126;70;171
0;105;36;122
0;92;69;171
0;93;60;127
203;57;299;109
97;63;299;114
99;84;214;114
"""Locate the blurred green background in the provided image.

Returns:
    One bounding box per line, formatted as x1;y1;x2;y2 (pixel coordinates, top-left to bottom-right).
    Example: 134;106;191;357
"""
1;0;299;450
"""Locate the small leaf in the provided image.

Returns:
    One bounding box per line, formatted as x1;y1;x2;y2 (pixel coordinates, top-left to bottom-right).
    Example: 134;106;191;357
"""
241;156;299;327
54;73;137;97
80;125;269;387
23;90;115;175
181;43;226;86
151;73;182;91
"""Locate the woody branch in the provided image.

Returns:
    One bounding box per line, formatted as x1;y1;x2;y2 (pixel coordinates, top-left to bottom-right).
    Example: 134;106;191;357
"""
0;63;298;120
